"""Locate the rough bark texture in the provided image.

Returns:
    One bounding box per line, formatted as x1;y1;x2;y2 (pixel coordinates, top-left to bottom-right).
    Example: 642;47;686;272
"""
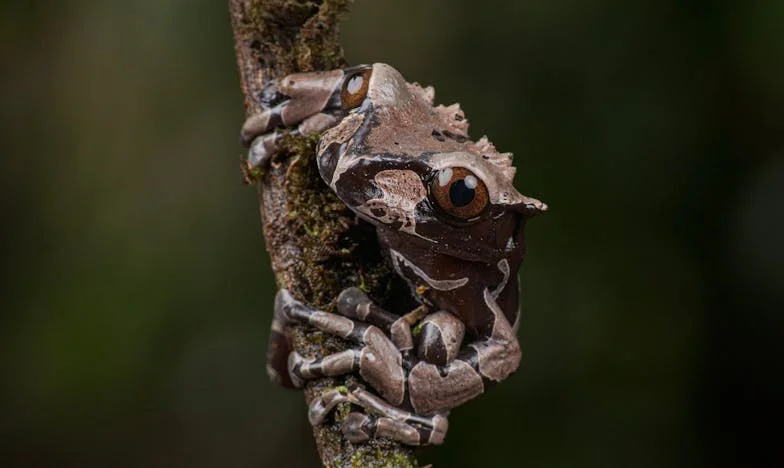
228;1;418;466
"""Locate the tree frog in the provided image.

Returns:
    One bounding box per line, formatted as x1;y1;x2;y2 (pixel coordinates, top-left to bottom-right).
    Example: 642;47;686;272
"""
240;64;546;446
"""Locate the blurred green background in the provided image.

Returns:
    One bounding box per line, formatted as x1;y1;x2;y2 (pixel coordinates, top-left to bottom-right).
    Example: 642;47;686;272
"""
1;0;782;467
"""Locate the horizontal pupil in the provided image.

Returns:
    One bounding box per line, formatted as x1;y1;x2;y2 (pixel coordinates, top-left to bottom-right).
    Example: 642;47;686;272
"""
449;179;475;207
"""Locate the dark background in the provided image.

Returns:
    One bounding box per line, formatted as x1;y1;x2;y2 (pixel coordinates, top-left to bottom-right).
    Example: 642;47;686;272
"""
2;1;782;467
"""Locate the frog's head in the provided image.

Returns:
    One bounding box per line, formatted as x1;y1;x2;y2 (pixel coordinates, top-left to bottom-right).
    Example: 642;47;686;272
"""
316;63;546;326
320;63;547;258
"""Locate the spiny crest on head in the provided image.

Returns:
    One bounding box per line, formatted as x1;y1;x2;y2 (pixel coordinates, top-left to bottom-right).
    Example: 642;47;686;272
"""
409;82;470;137
409;81;516;182
407;82;435;106
476;136;517;182
435;103;469;136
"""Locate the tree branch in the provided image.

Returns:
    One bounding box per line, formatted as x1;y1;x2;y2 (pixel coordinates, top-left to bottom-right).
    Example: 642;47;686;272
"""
228;1;418;466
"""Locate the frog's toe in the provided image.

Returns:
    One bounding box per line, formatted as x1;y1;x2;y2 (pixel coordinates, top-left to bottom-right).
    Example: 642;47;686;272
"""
243;112;340;169
246;130;283;168
287;349;361;388
240;110;280;147
342;412;446;446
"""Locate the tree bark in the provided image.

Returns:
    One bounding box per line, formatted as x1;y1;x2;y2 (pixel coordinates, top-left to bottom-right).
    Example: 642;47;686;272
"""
228;1;418;466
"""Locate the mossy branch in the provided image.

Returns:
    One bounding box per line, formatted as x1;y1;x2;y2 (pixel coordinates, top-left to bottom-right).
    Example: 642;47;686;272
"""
228;1;418;466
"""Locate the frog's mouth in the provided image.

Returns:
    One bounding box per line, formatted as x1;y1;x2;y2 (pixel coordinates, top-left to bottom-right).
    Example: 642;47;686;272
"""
511;196;549;217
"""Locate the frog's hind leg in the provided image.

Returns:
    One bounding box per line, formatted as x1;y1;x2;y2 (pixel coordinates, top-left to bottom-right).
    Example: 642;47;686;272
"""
274;289;406;406
309;387;448;446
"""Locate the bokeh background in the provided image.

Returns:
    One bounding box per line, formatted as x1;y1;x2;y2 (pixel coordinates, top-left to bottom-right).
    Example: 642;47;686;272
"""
2;1;782;467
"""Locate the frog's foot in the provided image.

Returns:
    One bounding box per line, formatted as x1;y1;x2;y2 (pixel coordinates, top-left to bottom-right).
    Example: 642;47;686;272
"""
271;289;407;406
239;65;372;168
241;113;339;168
309;386;448;446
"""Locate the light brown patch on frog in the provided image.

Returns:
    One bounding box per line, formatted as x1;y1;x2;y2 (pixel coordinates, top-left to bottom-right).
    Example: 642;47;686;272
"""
365;63;516;182
355;169;428;237
365;100;470;159
364;93;516;185
319;112;367;187
318;111;365;153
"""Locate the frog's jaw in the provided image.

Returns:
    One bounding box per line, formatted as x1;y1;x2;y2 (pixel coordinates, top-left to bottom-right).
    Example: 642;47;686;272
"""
512;195;548;217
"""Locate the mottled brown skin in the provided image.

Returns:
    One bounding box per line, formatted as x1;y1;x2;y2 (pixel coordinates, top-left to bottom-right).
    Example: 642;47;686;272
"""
241;63;546;445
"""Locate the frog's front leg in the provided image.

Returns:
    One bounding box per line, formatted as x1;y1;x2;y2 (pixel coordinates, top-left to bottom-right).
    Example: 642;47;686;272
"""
240;65;371;168
406;288;521;416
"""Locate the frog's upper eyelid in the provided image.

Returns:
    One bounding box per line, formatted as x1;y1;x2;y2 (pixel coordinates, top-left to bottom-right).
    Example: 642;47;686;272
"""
322;65;374;110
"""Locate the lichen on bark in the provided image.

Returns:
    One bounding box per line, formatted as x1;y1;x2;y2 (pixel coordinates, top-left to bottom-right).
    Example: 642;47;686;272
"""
228;1;418;466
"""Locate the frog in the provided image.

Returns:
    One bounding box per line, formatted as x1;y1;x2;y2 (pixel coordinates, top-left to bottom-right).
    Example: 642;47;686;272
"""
240;63;547;446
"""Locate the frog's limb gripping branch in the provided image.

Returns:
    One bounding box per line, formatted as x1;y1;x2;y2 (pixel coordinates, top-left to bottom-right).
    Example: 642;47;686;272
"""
310;387;448;446
276;288;449;446
227;1;418;466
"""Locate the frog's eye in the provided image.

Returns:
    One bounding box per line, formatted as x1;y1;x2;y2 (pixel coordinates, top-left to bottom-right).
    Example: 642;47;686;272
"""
431;167;489;220
341;69;372;109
